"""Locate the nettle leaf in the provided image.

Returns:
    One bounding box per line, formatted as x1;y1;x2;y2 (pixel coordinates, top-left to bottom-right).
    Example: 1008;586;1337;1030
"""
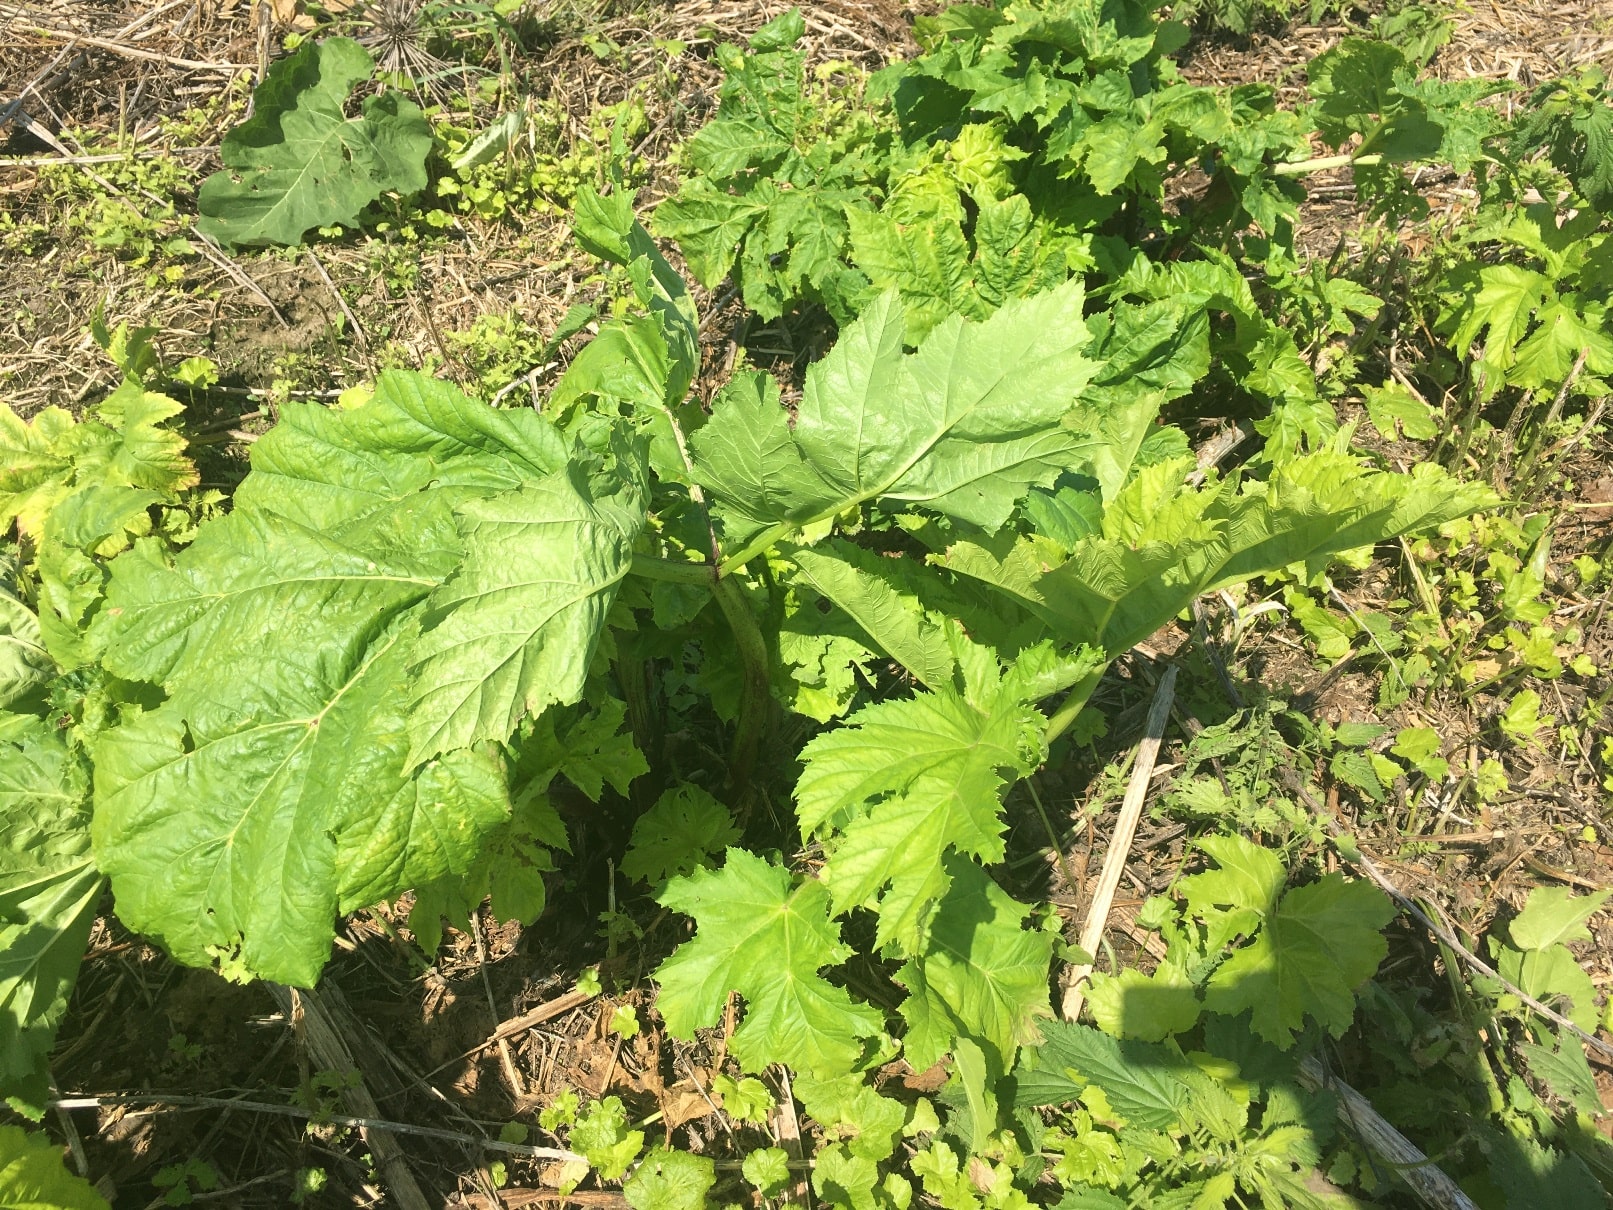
1519;1030;1605;1118
795;665;1046;953
0;716;100;1120
196;38;432;247
405;463;646;765
0;1125;111;1209
1185;837;1396;1048
655;849;885;1078
1489;1133;1607;1210
693;282;1098;548
898;859;1054;1070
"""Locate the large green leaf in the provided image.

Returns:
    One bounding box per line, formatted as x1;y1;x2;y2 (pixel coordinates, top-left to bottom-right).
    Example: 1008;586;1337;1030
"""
655;849;885;1078
94;604;508;987
0;716;100;1120
692;282;1099;549
88;372;612;985
195;38;432;247
405;463;646;764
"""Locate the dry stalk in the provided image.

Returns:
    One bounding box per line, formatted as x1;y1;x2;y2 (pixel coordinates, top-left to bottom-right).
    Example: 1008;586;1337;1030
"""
1061;664;1177;1023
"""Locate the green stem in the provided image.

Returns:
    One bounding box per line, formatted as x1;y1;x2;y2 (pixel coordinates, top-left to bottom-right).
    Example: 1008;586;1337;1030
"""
713;576;772;801
1270;152;1384;177
1043;666;1107;745
629;553;716;586
718;521;794;578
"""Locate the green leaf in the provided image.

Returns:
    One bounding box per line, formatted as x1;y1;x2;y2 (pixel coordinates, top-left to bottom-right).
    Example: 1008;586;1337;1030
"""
624;1148;715;1210
1508;886;1611;951
1507;301;1613;390
0;390;195;544
0;718;100;1120
946;446;1493;659
750;9;806;51
847;205;974;344
655;850;884;1077
1446;264;1550;372
0;592;51;710
91;380;198;497
236;370;565;551
794;1074;907;1163
572;1096;644;1180
94;605;509;987
796;672;1045;952
0;407;76;540
0;1125;110;1209
713;1073;773;1125
897;859;1054;1070
622;785;739;886
693;282;1099;548
1013;1021;1193;1130
196;39;432;247
1199;862;1396;1049
1495;943;1600;1031
742;1148;792;1196
786;541;973;695
1085;963;1202;1042
1178;834;1285;951
812;1144;884;1210
652;179;767;289
1361;383;1438;442
405;463;646;765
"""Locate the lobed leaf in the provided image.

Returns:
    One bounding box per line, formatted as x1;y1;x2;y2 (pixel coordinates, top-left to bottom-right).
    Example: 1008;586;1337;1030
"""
898;859;1054;1070
693;282;1098;549
655;849;885;1078
796;668;1045;953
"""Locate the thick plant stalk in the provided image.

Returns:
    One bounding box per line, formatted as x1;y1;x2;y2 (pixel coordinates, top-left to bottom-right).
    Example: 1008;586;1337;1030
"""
1061;665;1177;1022
1298;1057;1480;1210
713;576;772;798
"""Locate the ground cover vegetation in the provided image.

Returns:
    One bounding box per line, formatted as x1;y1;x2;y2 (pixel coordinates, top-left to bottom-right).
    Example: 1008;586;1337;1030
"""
1;0;1611;1205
